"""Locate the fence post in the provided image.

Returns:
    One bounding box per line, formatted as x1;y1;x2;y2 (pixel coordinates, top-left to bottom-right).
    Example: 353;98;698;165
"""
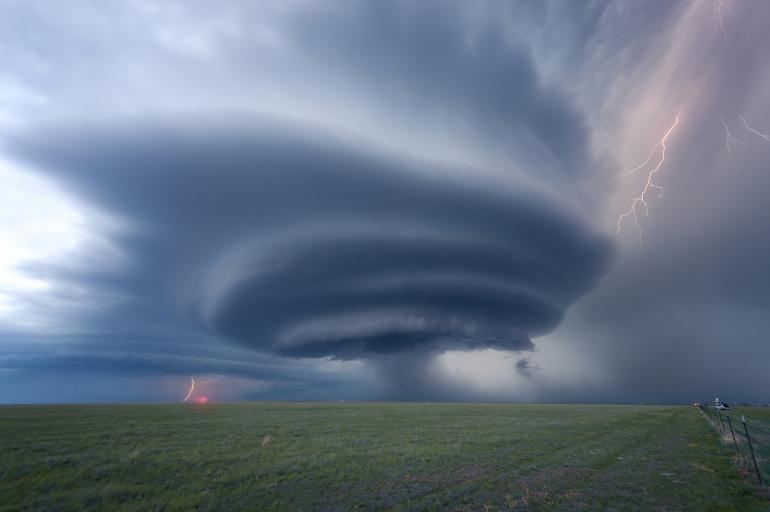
726;416;739;453
742;415;763;484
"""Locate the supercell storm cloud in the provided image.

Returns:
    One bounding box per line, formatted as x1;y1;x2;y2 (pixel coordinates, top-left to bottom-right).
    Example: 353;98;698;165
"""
2;0;770;403
10;113;609;360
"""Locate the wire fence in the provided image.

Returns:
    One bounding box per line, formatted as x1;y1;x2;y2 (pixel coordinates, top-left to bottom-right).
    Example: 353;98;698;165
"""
698;405;769;484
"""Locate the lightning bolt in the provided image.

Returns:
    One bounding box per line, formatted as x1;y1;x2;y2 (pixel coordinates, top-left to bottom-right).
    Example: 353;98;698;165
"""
737;113;770;142
617;2;762;246
713;0;729;41
183;376;195;402
617;113;680;244
720;116;747;154
709;4;767;153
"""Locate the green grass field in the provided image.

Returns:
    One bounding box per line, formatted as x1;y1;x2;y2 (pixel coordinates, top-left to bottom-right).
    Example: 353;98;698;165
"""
713;406;770;486
1;403;767;511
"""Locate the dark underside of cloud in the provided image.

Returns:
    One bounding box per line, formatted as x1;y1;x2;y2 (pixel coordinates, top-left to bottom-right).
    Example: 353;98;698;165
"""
9;115;611;360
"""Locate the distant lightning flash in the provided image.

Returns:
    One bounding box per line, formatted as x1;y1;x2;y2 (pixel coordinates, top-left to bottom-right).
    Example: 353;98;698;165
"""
737;113;770;142
617;1;762;246
183;377;195;402
712;2;769;154
713;0;729;41
617;114;680;244
720;116;747;154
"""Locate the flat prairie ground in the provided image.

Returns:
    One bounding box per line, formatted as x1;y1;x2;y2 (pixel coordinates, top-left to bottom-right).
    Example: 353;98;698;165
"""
1;403;767;511
719;406;770;485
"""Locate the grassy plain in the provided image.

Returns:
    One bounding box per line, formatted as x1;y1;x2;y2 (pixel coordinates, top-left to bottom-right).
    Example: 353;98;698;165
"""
716;406;770;485
1;403;766;511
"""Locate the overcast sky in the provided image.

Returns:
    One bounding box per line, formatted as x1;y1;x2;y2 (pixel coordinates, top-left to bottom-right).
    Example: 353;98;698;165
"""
1;0;769;403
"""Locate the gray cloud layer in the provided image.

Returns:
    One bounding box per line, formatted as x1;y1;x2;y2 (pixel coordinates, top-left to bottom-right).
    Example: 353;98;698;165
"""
9;115;609;362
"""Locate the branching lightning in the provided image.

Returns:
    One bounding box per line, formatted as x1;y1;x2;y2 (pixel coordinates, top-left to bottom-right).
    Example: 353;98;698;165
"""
713;0;730;41
720;116;747;154
737;113;770;142
712;2;768;155
183;376;195;402
617;114;680;244
616;1;763;246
